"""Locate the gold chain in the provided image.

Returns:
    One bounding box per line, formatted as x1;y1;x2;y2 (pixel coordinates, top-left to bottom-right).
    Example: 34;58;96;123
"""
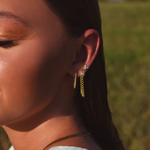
43;132;90;150
80;71;85;97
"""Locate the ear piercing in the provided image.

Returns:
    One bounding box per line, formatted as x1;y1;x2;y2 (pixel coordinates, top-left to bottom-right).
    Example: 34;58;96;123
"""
84;65;89;70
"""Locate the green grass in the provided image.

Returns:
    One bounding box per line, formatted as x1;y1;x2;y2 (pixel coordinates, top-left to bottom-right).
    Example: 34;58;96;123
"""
99;2;150;150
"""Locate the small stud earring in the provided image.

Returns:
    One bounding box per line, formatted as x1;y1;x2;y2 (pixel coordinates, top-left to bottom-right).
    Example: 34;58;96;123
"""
73;73;77;89
84;65;89;70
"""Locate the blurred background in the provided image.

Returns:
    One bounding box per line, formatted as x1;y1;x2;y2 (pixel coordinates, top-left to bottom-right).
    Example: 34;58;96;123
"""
0;0;150;150
99;0;150;150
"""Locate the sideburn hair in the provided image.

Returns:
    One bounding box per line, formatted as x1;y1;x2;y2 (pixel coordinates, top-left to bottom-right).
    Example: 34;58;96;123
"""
45;0;125;150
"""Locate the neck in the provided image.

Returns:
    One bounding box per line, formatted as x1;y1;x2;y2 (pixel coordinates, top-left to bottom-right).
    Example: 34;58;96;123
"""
3;77;86;150
4;115;85;150
3;86;86;150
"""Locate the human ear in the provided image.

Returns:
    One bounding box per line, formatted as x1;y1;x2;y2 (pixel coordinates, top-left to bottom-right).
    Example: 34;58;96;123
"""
68;29;100;77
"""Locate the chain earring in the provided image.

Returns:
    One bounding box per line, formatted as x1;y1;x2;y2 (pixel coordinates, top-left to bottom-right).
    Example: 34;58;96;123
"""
80;71;85;97
80;65;88;97
74;73;77;89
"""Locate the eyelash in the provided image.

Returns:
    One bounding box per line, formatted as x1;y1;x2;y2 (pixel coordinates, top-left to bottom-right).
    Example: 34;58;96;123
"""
0;40;18;48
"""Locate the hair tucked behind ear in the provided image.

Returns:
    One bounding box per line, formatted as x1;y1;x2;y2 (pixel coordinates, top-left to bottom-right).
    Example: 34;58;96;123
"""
45;0;125;150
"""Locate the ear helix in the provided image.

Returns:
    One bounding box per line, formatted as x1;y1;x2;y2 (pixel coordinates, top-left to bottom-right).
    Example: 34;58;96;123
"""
73;65;89;97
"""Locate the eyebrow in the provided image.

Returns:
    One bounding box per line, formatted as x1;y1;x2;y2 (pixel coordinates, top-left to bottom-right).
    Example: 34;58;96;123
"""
0;11;29;27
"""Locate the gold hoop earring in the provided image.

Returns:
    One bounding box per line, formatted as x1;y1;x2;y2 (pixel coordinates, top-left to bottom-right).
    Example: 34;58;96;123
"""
74;73;77;89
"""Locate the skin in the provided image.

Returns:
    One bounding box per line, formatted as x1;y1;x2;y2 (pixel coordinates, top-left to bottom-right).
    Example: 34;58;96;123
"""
0;0;101;150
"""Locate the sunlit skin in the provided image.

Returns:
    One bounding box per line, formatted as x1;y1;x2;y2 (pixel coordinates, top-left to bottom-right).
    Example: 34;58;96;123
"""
0;0;101;150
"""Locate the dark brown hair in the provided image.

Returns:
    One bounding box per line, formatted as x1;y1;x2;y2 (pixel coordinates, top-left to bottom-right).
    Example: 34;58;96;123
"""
45;0;125;150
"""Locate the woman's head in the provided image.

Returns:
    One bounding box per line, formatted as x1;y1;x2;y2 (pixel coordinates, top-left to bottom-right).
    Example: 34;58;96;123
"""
0;0;124;149
0;0;99;127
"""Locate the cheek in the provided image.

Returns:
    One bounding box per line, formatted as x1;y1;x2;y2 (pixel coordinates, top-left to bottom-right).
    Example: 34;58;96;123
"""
0;37;67;125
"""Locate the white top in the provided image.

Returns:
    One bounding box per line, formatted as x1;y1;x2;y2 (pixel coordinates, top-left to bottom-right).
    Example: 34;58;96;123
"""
51;146;89;150
9;146;89;150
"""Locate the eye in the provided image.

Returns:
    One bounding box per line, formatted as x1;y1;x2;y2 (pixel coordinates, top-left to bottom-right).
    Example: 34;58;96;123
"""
0;40;18;48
